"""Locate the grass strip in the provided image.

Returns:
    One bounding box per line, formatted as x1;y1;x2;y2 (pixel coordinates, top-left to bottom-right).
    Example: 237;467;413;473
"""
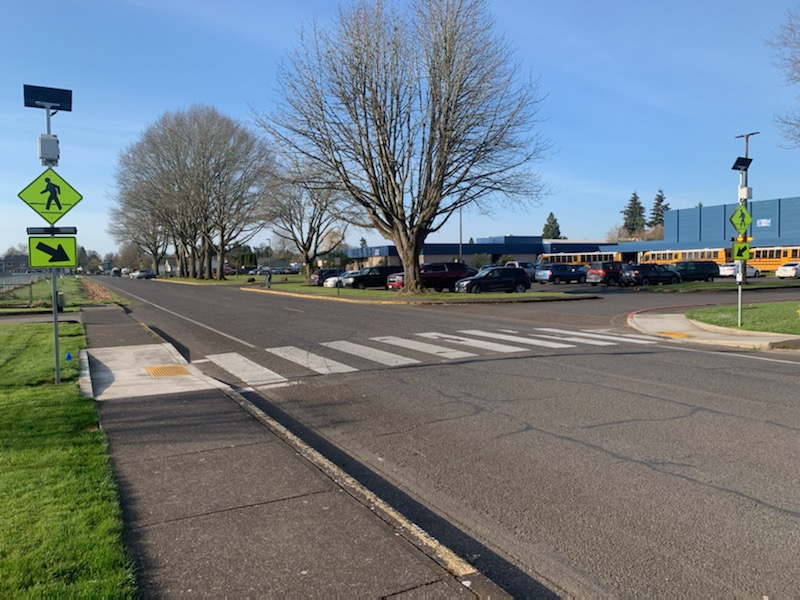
686;300;800;335
0;323;136;597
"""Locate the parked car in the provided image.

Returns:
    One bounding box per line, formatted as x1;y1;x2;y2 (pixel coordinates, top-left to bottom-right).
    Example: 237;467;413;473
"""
620;263;681;286
323;270;360;287
718;262;761;278
111;267;122;277
454;266;531;294
534;263;587;284
420;262;471;292
586;261;624;286
310;268;346;286
670;260;720;282
222;266;237;276
387;272;405;290
341;266;399;289
248;267;272;276
504;260;537;279
129;268;155;279
775;262;800;278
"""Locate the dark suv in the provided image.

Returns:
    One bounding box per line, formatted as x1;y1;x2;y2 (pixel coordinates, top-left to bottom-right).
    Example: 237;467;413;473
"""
670;260;719;282
420;262;471;292
586;261;624;286
454;266;531;293
620;263;681;286
342;266;399;289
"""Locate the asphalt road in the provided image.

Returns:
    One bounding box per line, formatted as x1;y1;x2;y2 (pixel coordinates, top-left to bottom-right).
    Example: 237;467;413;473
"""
96;277;800;597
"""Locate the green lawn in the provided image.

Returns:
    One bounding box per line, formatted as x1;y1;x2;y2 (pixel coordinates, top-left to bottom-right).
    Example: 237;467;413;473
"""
687;300;800;335
0;323;137;596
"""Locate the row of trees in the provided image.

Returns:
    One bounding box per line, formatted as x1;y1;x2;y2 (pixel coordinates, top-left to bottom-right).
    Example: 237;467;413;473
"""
109;0;550;290
107;3;800;286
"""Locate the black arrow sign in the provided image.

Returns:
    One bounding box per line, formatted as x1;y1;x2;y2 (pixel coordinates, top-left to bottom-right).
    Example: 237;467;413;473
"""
36;241;69;262
735;245;749;259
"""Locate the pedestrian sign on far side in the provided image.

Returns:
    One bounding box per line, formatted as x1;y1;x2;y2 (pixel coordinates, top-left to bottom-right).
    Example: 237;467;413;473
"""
730;204;751;235
18;168;82;225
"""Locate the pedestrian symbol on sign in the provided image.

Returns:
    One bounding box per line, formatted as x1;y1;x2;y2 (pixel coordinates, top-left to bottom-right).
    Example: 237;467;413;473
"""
42;177;62;210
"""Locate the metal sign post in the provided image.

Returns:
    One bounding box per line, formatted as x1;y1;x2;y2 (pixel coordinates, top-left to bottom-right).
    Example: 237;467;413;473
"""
731;137;756;329
23;85;75;384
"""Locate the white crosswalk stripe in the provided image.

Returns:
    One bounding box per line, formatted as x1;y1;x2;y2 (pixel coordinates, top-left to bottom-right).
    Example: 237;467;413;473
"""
533;327;658;344
320;340;420;366
502;330;617;346
207;352;288;387
265;346;358;374
371;336;477;359
459;329;575;349
416;332;527;353
206;327;666;388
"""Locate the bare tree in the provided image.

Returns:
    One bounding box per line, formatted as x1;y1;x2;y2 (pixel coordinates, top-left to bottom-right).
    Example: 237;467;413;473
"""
109;197;170;273
112;105;274;279
266;157;356;282
258;0;549;292
770;8;800;146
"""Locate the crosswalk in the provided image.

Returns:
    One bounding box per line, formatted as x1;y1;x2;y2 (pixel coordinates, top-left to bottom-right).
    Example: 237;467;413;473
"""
203;327;660;390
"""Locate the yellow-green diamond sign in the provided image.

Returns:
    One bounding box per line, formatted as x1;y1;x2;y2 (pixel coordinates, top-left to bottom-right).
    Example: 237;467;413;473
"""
730;204;751;235
28;236;78;268
18;168;82;225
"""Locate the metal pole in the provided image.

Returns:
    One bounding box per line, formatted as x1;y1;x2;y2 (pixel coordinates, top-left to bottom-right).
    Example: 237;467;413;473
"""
51;269;60;384
734;131;759;304
459;207;463;262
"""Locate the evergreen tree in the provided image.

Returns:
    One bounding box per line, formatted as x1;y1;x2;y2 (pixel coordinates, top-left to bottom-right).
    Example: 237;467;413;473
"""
621;192;646;234
648;189;670;228
542;212;564;239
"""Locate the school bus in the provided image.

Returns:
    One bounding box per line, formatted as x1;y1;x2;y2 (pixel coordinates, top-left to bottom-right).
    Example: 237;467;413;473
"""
749;246;800;271
538;251;623;266
640;248;730;265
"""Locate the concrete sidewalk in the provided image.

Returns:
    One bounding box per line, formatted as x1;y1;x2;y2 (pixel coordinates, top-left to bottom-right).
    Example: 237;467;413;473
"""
627;309;800;350
76;305;501;598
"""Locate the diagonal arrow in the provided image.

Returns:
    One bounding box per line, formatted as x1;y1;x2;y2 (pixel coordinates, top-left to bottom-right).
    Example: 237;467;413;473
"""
36;241;69;262
735;245;748;259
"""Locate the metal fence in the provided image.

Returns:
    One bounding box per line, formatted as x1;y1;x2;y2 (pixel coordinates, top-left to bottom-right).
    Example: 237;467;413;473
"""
0;273;50;307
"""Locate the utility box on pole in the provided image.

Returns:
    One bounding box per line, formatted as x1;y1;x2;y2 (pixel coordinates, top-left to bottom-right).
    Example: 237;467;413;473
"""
38;134;60;166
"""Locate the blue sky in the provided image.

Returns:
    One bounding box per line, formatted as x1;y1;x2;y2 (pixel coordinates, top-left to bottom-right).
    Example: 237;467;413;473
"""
2;0;799;258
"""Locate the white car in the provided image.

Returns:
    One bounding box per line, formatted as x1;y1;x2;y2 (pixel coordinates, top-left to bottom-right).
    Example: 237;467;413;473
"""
718;263;761;278
775;262;800;279
323;270;359;287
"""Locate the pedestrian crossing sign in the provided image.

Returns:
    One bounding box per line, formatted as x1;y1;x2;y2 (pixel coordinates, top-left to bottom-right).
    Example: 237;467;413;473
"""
18;168;83;225
730;204;751;235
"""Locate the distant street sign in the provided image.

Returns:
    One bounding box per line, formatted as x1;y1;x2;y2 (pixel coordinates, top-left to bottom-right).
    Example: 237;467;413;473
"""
28;236;78;268
733;241;751;261
18;168;82;225
730;204;751;235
